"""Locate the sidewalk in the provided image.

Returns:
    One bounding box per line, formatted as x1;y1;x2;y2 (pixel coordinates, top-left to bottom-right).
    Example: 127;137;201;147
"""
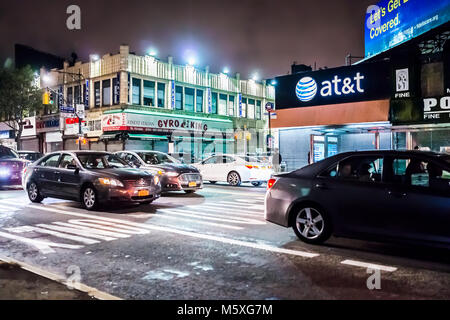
0;261;94;300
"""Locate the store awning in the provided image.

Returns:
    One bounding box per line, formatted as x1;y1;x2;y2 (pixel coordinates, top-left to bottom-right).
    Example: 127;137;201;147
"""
271;99;391;128
173;136;235;142
128;134;168;141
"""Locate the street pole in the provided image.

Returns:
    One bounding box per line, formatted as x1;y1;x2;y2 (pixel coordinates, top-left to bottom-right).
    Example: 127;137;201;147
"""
78;70;82;151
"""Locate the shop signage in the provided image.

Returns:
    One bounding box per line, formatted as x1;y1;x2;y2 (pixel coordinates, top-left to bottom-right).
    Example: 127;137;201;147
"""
394;68;410;98
276;61;391;109
0;130;12;139
113;74;120;105
65;118;88;135
21;117;36;137
365;0;450;58
102;112;232;133
85;80;90;107
423;96;450;121
36;115;61;133
170;81;176;110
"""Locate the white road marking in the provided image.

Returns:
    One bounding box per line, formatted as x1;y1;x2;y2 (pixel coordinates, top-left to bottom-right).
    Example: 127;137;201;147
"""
184;205;263;217
159;209;266;225
26;204;319;258
341;260;398;272
207;202;264;210
0;204;21;212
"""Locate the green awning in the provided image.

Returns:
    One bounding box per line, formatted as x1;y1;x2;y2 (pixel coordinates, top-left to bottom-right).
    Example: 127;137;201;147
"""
128;134;168;141
174;136;235;142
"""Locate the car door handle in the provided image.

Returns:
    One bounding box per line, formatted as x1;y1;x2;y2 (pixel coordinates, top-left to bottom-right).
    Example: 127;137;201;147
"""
388;191;407;198
315;183;328;189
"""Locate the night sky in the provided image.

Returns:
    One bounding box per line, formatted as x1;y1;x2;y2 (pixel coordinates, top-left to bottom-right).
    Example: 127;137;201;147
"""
0;0;375;78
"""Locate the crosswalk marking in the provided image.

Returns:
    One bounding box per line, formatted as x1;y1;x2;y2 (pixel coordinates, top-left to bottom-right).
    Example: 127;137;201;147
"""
184;205;262;217
159;209;265;225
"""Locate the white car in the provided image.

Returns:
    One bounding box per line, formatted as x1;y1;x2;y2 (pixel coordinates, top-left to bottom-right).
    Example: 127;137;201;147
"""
193;154;273;186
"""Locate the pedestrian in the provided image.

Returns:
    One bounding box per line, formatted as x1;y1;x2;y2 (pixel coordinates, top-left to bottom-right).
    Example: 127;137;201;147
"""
272;148;282;172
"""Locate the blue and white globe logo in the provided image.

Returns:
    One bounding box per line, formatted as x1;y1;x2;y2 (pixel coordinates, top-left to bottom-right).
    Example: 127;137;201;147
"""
296;77;317;102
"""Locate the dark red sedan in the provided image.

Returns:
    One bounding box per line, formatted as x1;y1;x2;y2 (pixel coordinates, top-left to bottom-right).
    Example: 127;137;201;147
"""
0;146;29;187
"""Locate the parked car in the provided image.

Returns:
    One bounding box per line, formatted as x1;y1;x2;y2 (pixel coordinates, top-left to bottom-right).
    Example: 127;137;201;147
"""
18;151;44;162
193;154;274;187
22;151;161;210
265;150;450;248
168;152;198;164
116;150;203;194
0;146;29;188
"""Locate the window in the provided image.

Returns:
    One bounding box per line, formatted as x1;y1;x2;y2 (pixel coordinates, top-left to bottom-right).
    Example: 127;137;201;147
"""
94;81;101;107
74;86;81;105
185;88;195;112
211;92;218;114
228;96;235;116
112;78;119;105
83;83;88;108
322;156;384;183
219;94;227;115
67;87;73;107
40;154;61;167
59;154;76;169
248;99;255;119
175;86;183;110
256;100;262;120
196;89;203;112
157;83;165;108
242;98;247;117
391;157;450;190
143;80;155;106
102;79;111;106
132;78;141;105
203;157;218;165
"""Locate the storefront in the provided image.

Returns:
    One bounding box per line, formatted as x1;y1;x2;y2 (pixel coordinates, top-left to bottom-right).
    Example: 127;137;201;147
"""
273;61;392;171
101;110;235;160
19;116;40;152
36;114;64;153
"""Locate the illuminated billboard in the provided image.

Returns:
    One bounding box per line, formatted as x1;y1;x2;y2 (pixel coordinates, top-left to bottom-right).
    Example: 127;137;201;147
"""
365;0;450;58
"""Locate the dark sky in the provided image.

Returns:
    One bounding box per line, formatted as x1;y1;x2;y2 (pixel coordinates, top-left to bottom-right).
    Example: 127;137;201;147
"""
0;0;375;78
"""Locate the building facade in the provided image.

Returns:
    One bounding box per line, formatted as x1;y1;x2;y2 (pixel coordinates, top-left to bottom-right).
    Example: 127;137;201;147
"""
38;45;275;161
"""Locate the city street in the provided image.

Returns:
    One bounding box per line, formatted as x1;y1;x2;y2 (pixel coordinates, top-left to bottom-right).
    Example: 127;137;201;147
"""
0;183;449;300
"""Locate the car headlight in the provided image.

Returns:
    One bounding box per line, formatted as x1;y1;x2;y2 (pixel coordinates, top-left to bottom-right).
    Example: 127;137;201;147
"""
0;167;10;177
98;178;124;187
154;175;160;185
165;171;179;177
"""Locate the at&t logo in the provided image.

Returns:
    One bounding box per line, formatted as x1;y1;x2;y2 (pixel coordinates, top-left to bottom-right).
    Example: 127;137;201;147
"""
296;77;317;102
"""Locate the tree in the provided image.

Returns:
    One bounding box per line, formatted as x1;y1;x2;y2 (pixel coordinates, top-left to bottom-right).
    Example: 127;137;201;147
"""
0;65;42;150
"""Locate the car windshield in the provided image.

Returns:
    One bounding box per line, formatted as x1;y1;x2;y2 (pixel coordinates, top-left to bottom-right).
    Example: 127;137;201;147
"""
0;147;19;159
138;152;180;165
77;154;130;169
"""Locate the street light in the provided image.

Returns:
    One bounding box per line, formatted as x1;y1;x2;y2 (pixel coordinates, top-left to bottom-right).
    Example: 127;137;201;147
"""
187;56;196;66
223;67;230;75
252;73;259;81
90;54;100;62
148;48;157;57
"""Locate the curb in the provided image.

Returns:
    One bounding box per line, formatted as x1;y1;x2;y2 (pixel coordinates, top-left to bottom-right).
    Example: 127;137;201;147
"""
0;255;122;300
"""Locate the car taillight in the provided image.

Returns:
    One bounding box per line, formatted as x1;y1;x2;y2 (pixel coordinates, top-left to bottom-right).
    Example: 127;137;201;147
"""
245;165;253;169
267;178;277;189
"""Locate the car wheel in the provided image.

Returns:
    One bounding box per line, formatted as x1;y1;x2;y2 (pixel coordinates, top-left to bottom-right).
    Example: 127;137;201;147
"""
82;186;98;211
292;206;331;244
227;172;241;186
27;182;43;203
251;182;263;187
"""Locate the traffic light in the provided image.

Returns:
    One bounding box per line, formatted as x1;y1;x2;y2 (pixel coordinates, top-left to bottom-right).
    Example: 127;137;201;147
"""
42;91;50;105
49;91;55;105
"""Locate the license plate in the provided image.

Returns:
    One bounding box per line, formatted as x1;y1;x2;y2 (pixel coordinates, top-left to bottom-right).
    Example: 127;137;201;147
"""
189;182;197;188
138;190;150;197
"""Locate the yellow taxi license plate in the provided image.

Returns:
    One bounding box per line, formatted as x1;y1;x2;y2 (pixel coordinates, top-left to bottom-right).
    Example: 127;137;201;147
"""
138;190;150;197
189;182;197;187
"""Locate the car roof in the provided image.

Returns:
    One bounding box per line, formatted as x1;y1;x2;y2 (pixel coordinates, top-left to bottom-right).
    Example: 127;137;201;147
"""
18;151;41;153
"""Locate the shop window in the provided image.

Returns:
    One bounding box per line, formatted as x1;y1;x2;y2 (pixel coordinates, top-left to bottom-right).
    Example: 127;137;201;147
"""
211;92;218;114
67;87;73;107
143;80;155;106
228;96;235;117
157;83;165;108
102;79;111;106
94;81;101;107
132;78;141;105
74;85;81;105
196;89;203;112
219;94;227;115
175;86;183;110
256;100;262;120
185;87;195;112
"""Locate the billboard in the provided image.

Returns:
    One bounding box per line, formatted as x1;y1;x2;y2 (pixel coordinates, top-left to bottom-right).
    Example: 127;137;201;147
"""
275;61;391;109
365;0;450;58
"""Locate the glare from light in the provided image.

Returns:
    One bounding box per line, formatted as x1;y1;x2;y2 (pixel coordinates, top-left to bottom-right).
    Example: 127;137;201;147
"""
42;74;52;83
148;48;158;57
187;56;196;66
90;54;100;62
223;67;230;74
271;80;277;85
252;73;259;81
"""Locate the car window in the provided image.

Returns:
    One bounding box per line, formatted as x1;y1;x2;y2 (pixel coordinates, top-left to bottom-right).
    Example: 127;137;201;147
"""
59;154;76;169
390;157;450;191
203;157;217;165
40;154;61;167
137;152;180;165
322;156;383;183
0;147;19;159
77;154;129;169
224;156;235;164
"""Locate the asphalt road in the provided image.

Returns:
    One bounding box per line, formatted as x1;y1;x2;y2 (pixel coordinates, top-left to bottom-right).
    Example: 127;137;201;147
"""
0;183;449;300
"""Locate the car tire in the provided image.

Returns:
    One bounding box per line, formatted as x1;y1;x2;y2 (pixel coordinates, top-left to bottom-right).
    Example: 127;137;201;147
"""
227;171;241;187
251;182;263;187
292;205;332;244
81;185;99;211
27;182;44;203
